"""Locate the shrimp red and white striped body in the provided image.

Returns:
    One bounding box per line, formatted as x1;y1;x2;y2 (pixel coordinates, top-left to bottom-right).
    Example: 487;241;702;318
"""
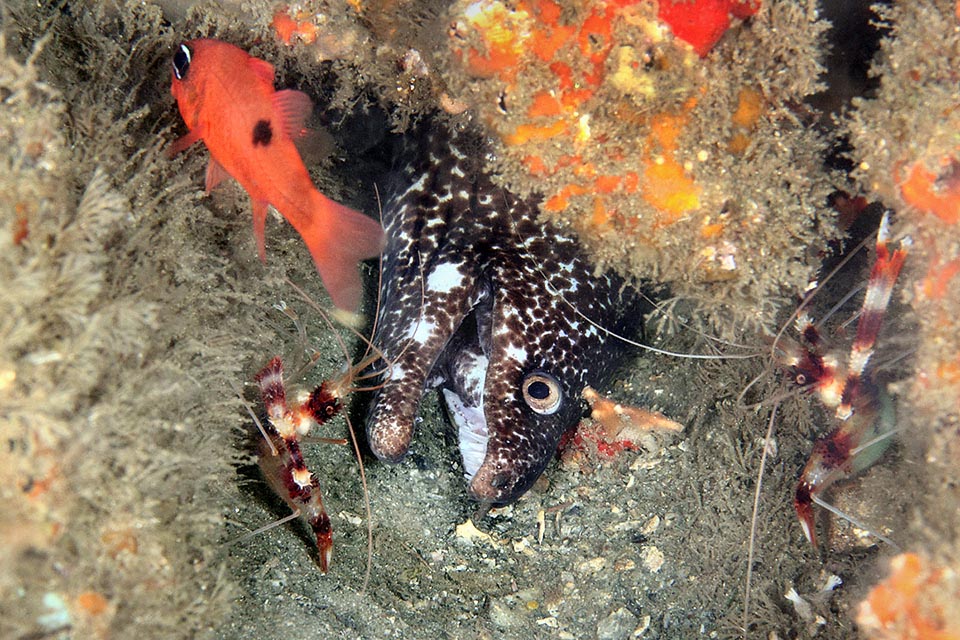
777;212;911;546
246;283;388;579
254;356;343;572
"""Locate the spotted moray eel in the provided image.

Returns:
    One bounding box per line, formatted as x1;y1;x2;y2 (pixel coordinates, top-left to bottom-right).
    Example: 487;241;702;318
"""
365;123;644;505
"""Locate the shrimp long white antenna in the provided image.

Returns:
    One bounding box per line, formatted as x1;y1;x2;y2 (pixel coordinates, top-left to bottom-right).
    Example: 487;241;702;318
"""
543;279;760;360
224;510;302;547
850;427;900;458
742;401;779;638
809;494;899;550
229;377;277;457
341;409;373;593
641;292;759;352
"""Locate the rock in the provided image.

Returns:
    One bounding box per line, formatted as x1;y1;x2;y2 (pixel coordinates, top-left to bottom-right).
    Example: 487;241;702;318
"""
597;606;638;640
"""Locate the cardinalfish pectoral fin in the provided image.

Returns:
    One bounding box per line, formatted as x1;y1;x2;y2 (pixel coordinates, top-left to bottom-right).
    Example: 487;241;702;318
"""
168;127;203;158
301;192;385;313
252;199;269;262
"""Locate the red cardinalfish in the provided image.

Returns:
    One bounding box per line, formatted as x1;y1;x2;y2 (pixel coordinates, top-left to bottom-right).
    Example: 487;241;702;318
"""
169;39;384;313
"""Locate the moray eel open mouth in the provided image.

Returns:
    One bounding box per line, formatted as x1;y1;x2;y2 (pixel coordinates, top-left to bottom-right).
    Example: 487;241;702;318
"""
364;124;642;505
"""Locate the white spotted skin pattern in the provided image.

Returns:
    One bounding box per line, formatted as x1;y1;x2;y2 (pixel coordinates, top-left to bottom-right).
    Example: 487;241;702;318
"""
365;125;641;505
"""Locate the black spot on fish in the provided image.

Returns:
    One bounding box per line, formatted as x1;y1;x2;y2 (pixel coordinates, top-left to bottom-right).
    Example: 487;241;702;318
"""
252;119;273;146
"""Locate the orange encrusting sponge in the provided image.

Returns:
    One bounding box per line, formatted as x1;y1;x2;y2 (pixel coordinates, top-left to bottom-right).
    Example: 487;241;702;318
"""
897;156;960;224
728;87;763;153
857;553;960;640
271;7;319;45
450;0;761;238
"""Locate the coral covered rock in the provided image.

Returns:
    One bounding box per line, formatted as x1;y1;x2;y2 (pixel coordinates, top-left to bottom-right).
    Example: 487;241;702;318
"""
443;0;837;332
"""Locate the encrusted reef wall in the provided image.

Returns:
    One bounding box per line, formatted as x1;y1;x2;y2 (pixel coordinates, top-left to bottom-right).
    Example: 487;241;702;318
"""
0;6;254;637
845;1;960;636
439;0;839;332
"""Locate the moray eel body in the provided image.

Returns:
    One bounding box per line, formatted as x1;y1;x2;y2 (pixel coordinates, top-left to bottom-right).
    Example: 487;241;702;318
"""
366;125;643;505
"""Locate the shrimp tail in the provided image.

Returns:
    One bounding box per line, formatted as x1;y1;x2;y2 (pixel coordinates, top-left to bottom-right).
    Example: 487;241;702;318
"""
303;192;385;313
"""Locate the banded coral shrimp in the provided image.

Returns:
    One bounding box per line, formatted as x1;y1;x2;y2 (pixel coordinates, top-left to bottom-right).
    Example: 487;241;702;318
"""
229;270;401;592
732;208;915;636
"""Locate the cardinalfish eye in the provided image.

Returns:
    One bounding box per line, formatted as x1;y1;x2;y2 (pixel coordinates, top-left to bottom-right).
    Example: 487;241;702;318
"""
522;372;562;415
172;43;191;80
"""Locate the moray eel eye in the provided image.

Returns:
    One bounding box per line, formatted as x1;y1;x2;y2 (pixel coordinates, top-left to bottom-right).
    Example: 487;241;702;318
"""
172;43;191;80
522;372;562;415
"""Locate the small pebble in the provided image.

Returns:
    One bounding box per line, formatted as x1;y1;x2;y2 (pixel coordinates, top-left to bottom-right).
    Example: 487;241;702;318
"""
597;606;638;640
641;546;665;573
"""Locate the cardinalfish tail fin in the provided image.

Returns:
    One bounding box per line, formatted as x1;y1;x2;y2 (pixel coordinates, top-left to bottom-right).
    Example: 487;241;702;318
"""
304;192;385;313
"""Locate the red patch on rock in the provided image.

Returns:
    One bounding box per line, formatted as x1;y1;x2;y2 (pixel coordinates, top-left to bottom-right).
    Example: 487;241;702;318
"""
657;0;760;56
